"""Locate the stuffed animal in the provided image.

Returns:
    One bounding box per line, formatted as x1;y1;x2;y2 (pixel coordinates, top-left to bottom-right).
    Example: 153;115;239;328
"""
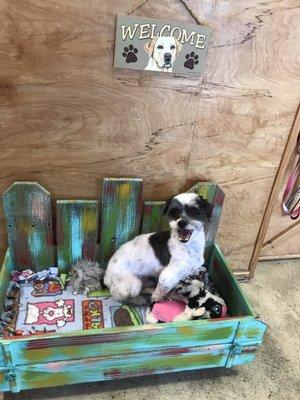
146;271;227;323
68;260;105;294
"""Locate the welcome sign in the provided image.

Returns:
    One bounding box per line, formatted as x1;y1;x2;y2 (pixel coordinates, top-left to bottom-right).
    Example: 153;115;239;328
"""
114;15;212;75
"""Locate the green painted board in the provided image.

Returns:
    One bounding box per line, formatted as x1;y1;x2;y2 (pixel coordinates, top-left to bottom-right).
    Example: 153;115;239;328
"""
56;200;99;273
8;318;239;366
15;344;230;392
2;182;54;270
100;178;143;265
0;249;13;317
209;244;255;317
188;182;224;261
141;201;169;233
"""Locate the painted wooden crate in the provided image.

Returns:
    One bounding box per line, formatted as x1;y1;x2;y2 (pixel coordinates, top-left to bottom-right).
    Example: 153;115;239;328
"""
0;179;266;393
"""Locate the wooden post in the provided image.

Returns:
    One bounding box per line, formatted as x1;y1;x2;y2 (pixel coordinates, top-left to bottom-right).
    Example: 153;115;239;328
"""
248;104;300;278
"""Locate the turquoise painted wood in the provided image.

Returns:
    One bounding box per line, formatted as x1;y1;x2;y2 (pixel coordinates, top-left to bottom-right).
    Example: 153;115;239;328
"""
100;178;143;265
56;200;99;273
141;201;169;234
209;244;255;317
0;179;266;393
15;344;231;391
8;318;239;365
2;182;54;271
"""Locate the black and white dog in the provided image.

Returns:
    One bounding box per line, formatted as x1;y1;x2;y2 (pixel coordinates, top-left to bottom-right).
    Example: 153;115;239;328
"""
104;192;214;303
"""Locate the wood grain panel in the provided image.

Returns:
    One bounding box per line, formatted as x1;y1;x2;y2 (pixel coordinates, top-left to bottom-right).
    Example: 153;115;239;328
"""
187;0;300;271
0;0;299;274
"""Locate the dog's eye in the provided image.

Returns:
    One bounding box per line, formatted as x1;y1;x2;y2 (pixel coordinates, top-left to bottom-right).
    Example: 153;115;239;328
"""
189;207;199;216
169;207;180;219
157;45;163;49
170;45;175;50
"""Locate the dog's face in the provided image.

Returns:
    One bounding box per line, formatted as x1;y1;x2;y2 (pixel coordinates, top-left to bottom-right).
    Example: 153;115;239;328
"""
144;36;182;69
163;193;214;243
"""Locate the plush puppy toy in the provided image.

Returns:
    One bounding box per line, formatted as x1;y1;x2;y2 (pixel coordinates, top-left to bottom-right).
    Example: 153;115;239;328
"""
145;272;227;324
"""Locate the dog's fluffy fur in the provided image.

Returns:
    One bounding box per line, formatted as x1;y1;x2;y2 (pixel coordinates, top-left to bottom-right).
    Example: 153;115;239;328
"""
104;192;214;303
144;36;182;72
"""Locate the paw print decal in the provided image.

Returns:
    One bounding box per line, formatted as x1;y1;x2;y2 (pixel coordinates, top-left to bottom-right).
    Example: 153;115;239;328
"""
122;44;138;63
184;52;199;70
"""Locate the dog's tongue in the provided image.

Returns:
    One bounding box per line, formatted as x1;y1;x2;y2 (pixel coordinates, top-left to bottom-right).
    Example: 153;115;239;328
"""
178;229;193;242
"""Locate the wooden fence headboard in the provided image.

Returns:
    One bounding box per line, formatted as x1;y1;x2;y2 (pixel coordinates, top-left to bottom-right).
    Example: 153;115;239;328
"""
2;179;224;271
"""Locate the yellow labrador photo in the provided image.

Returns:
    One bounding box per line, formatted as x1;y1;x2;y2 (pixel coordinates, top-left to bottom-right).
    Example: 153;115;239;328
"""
144;36;182;72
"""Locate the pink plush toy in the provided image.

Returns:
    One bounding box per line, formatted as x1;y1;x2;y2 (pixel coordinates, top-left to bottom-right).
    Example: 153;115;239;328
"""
150;300;186;323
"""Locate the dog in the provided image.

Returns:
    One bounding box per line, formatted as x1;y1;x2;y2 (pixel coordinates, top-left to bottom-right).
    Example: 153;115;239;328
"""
144;36;182;72
104;192;214;303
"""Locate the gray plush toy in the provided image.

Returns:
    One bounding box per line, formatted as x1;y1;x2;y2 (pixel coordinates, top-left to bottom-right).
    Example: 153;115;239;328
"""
68;260;104;294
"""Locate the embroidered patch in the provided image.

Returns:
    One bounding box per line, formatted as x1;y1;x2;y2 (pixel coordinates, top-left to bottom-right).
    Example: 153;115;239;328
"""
82;300;104;329
31;280;63;297
25;299;75;327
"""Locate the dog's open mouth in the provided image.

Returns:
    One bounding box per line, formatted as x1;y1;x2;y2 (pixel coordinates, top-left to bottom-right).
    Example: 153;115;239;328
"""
177;229;193;243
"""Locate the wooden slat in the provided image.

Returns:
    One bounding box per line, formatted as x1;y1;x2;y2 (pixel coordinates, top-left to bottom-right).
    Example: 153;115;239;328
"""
188;182;225;261
261;220;300;252
56;200;99;272
0;249;13;317
8;318;239;366
100;178;143;265
209;244;255;317
141;201;169;234
259;253;300;261
15;344;230;391
2;182;54;270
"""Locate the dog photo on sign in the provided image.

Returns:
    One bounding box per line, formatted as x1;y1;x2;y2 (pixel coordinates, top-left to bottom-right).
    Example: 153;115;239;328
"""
114;15;212;75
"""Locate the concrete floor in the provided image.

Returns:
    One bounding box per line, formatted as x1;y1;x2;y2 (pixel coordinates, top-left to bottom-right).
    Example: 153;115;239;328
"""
7;259;300;400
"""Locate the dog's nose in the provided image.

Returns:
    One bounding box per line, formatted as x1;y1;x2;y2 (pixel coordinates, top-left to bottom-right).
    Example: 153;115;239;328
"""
178;219;188;229
164;53;172;63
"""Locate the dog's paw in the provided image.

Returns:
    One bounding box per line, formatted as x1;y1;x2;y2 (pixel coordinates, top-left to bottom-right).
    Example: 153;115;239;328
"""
151;291;163;303
184;52;199;70
122;45;138;63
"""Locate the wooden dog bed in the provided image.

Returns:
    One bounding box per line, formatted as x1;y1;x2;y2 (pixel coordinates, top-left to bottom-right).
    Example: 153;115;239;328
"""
0;178;266;393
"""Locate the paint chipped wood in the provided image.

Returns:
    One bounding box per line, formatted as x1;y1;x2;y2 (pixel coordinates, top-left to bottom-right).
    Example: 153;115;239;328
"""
56;200;99;273
100;178;143;265
141;201;169;234
2;182;54;270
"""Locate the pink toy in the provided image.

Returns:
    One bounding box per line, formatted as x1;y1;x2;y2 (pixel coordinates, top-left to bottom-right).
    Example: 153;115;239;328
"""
151;300;186;323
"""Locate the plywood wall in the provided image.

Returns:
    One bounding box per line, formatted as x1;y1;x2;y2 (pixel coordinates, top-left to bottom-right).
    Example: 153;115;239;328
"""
0;0;299;272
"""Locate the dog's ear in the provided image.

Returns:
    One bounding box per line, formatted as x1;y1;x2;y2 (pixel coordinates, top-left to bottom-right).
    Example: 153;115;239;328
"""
144;38;157;56
162;196;174;216
175;39;182;54
196;196;214;222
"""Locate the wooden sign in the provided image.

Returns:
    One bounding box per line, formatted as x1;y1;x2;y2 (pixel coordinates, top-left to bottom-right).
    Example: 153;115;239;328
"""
114;15;212;75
